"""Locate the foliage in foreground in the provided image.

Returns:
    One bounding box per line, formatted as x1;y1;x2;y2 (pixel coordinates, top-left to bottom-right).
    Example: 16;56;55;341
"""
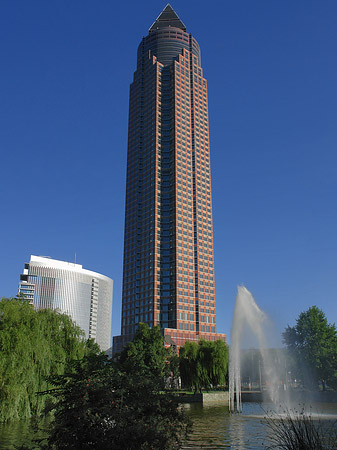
0;297;98;422
263;407;337;450
21;323;190;450
283;306;337;390
179;339;228;392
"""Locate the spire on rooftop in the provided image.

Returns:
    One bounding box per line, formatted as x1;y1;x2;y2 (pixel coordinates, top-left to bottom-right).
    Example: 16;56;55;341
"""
149;4;186;32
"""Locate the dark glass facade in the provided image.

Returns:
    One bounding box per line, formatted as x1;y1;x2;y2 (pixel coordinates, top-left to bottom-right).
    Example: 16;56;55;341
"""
113;5;226;352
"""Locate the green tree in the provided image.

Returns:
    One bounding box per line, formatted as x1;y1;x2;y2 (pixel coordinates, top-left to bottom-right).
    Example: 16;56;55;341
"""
0;297;97;422
166;353;180;389
118;323;170;380
208;339;228;387
118;322;184;390
179;339;228;392
179;341;199;392
283;306;337;390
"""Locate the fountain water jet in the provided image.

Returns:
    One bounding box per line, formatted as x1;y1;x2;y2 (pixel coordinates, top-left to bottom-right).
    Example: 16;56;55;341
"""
229;286;281;412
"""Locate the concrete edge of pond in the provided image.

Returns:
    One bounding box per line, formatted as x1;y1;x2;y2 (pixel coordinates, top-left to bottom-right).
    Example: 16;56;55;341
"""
175;392;229;404
175;390;337;405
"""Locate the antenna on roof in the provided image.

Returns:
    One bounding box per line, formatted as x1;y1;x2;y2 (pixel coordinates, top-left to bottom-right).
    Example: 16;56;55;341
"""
74;252;77;264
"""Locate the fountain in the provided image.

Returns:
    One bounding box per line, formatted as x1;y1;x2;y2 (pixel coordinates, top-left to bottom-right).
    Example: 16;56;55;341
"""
181;286;337;448
229;286;281;412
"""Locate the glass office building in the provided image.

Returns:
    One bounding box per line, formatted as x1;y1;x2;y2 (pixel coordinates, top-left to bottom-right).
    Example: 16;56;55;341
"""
18;255;113;351
113;5;226;352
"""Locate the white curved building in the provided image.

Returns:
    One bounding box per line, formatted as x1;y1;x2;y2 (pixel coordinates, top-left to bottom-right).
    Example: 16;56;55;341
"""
18;255;113;351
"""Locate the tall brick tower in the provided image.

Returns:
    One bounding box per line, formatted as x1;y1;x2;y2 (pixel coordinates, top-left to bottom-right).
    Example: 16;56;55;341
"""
113;4;226;352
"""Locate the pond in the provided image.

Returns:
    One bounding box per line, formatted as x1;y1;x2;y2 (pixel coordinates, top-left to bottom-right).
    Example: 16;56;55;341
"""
183;402;270;449
182;401;337;450
0;416;49;450
0;402;336;450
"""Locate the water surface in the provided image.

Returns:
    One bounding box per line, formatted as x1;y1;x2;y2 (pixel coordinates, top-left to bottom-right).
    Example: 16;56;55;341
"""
182;401;337;450
183;403;266;449
0;417;49;450
1;402;336;450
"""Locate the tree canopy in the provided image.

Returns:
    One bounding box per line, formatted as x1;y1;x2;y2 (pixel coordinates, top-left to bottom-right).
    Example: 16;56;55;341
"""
283;306;337;390
0;297;98;422
118;322;169;380
179;339;228;392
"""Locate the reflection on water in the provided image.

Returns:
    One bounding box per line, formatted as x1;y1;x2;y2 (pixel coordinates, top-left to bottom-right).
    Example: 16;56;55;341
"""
0;417;49;450
182;402;337;450
182;403;266;450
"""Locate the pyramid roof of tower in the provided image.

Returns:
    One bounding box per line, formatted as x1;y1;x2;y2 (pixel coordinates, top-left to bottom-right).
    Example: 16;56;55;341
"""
149;4;186;32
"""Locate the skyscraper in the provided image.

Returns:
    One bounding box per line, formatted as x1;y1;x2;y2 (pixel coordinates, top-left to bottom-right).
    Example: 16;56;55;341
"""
19;255;113;350
113;5;226;352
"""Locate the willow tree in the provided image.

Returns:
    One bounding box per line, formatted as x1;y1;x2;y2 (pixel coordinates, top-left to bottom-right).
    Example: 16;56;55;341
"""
0;297;96;422
179;341;199;392
207;339;228;387
179;339;228;392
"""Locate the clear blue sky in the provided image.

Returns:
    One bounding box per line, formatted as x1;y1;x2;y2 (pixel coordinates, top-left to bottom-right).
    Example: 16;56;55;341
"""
1;0;336;345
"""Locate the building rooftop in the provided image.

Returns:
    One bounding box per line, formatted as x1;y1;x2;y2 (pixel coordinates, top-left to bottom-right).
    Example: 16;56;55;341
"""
149;4;186;32
28;255;112;282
